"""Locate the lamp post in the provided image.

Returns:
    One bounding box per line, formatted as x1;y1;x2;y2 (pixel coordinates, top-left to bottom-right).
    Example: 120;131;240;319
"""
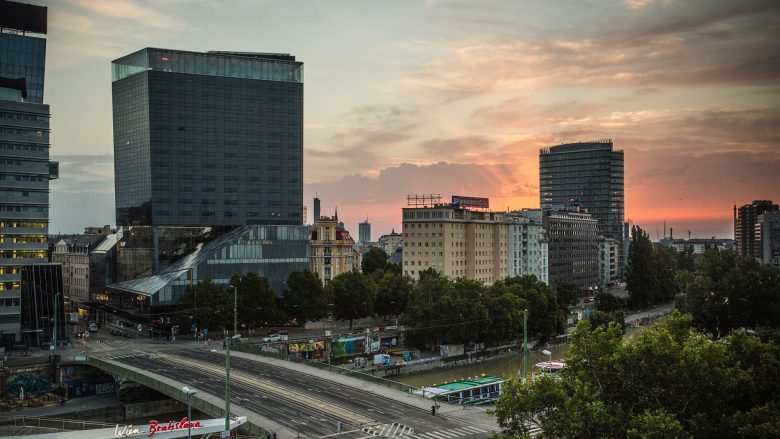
181;386;197;439
53;293;61;353
225;334;240;434
231;285;237;337
522;308;529;383
542;349;552;371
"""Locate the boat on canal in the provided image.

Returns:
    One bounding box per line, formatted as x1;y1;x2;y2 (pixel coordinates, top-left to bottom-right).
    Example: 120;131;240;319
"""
414;376;504;405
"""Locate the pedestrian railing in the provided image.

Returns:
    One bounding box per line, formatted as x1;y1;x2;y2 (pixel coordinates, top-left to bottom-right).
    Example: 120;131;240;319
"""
0;414;115;431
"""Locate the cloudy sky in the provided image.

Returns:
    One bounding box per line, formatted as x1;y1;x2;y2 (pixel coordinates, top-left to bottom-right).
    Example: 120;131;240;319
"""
39;0;779;239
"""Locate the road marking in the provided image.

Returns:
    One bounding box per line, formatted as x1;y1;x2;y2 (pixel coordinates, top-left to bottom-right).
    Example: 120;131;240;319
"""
360;422;414;437
153;354;373;426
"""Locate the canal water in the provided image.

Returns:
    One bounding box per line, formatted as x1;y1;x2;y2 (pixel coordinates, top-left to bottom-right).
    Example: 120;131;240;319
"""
393;327;642;388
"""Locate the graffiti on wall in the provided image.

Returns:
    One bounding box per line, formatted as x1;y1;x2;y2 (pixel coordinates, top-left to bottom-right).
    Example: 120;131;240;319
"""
289;340;325;359
331;337;366;357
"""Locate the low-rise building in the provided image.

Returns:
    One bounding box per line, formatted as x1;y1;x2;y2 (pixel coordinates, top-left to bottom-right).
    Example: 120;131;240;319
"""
51;234;107;312
377;229;403;255
310;214;357;285
659;237;734;254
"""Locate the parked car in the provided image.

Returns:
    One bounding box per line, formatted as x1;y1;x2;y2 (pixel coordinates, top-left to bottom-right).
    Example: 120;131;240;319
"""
89;322;99;333
262;334;282;343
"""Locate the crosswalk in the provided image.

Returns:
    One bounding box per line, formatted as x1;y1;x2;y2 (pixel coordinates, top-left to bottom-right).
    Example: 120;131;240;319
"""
360;422;414;437
409;425;487;438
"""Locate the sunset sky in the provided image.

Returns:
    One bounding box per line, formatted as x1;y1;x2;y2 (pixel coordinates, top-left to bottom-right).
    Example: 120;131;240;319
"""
39;0;779;239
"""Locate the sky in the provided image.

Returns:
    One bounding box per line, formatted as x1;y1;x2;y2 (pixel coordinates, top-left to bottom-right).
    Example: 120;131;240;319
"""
37;0;779;239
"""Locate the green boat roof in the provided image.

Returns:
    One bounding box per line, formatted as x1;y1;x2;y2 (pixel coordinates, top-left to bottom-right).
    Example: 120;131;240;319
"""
429;376;503;393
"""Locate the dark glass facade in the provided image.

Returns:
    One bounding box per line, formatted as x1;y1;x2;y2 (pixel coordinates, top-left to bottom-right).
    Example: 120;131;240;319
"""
20;263;64;348
112;48;304;227
543;209;600;290
0;32;45;103
540;140;625;277
735;200;778;258
1;3;56;344
108;225;309;306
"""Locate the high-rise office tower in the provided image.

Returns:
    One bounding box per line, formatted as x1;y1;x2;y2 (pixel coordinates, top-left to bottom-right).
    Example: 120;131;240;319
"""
112;48;303;227
359;218;371;243
540;140;624;277
313;196;321;224
734;200;778;258
0;1;58;348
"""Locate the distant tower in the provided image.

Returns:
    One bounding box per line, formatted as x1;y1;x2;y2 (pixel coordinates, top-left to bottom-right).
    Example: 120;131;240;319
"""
359;218;371;244
313;195;321;224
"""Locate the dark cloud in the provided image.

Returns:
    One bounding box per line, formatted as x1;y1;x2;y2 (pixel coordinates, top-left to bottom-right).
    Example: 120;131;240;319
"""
396;0;780;98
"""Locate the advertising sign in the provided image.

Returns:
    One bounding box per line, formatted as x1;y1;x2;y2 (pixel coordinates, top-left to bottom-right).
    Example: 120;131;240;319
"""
452;195;489;209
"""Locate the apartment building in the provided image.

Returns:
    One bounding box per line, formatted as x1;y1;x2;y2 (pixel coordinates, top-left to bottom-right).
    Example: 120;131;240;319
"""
402;201;508;284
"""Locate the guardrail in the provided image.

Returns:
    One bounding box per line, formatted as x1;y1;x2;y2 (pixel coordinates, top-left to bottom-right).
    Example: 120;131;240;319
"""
86;356;269;437
304;360;423;393
0;414;115;432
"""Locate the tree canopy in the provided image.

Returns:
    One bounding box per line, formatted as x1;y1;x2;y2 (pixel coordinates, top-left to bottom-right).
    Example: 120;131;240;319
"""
492;311;780;439
361;247;389;275
329;270;376;328
676;248;780;338
280;269;331;324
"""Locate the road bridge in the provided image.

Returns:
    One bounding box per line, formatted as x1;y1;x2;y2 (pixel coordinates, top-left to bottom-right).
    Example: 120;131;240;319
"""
87;345;498;439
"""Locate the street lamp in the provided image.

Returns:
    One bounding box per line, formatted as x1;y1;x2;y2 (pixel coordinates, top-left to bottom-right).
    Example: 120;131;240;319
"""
181;386;197;439
542;349;552;370
225;333;241;435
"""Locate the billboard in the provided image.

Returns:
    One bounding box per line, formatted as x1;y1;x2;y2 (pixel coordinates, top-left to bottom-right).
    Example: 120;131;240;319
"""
452;195;489;209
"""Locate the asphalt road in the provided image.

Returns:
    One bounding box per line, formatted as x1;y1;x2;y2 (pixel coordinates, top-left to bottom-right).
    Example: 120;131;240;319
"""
110;349;492;439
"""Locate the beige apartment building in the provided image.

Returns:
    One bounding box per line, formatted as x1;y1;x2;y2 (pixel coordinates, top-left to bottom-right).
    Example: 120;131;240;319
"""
310;214;358;285
51;234;107;311
402;205;508;284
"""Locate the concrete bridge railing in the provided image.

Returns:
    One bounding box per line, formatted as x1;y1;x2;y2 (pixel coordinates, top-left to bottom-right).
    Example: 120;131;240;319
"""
85;356;270;437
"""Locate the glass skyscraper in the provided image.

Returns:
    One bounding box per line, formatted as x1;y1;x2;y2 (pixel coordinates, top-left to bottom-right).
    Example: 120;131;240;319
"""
539;140;625;278
0;1;57;347
111;48;304;227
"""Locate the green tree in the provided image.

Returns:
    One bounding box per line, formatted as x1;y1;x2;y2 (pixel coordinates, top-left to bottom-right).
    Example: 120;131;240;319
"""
626;225;655;308
492;311;780;439
676;248;780;338
595;292;627;312
329;270;376;328
361;247;388;275
230;272;285;328
374;270;413;318
587;310;626;333
281;270;331;324
176;279;230;333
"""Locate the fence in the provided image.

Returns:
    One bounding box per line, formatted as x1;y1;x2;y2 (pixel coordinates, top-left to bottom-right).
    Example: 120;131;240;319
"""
0;414;115;431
